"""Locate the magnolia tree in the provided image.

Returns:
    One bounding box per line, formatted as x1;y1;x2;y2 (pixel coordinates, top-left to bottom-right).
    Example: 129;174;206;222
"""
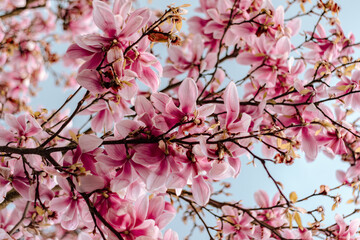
1;0;360;239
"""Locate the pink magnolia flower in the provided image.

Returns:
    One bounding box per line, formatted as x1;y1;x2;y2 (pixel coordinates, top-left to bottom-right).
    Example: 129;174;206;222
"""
134;95;163;136
332;70;360;111
281;228;313;240
151;78;215;133
0;160;31;200
96;140;150;192
67;0;162;94
163;34;216;79
273;108;321;162
0;207;21;238
221;81;251;134
0;114;42;147
128;38;163;92
236;35;291;89
191;0;254;46
107;197;160;240
195;135;241;179
133;143;181;191
316;127;349;156
254;190;287;227
62;134;104;175
330;214;360;240
80;97;135;133
303;23;355;65
345;162;360;180
50;176;92;231
142;195;176;230
58;0;95;35
218;205;255;240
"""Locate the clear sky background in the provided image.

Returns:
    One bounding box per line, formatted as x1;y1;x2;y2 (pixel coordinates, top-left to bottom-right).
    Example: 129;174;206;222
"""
28;0;360;238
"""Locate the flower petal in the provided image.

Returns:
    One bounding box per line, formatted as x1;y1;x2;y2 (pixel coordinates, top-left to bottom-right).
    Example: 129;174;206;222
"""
192;176;210;206
79;134;103;153
179;78;198;114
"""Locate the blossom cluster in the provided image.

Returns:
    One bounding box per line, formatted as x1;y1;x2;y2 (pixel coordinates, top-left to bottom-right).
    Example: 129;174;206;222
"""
1;0;360;239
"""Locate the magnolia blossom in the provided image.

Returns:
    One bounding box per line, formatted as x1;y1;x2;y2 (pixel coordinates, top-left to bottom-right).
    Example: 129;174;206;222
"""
1;0;360;239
